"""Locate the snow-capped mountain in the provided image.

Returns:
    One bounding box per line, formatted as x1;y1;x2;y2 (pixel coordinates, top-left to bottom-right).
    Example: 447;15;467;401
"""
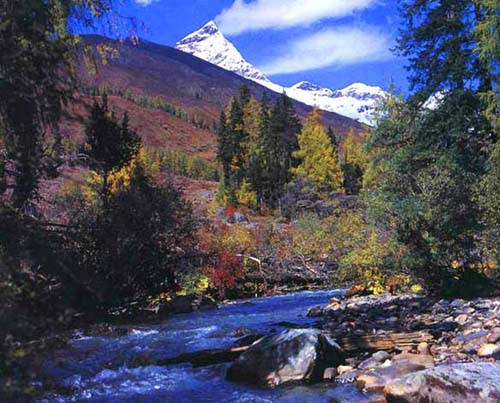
287;81;385;125
176;21;387;125
176;21;270;83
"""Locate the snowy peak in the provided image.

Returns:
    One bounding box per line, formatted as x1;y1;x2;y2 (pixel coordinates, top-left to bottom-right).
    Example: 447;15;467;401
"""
332;83;386;101
291;81;324;92
176;20;220;46
176;21;269;83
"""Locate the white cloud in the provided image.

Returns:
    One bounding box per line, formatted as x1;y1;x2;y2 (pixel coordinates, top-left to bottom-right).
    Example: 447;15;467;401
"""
259;26;393;75
216;0;378;35
134;0;158;6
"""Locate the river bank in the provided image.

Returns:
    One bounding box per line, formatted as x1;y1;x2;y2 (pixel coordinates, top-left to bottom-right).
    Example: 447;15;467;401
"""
5;289;500;402
308;293;500;401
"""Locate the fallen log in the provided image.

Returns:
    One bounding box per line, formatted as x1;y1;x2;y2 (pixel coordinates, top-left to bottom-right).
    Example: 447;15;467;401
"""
334;331;433;353
157;344;254;367
156;330;433;368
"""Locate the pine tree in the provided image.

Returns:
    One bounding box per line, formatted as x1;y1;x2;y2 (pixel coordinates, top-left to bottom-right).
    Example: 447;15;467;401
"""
396;0;493;104
239;84;251;108
263;92;301;206
291;109;343;193
327;126;338;149
85;96;140;176
367;0;497;294
242;97;264;201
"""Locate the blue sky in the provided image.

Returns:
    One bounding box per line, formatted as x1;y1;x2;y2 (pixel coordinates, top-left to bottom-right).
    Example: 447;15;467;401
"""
103;0;409;92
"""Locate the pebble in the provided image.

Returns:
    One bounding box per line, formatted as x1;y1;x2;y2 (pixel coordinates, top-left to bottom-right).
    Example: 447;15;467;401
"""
487;328;500;344
323;367;337;380
477;343;500;359
337;365;354;375
417;342;431;355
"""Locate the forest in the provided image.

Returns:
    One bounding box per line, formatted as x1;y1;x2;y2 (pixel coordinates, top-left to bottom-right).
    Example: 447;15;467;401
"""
0;0;498;400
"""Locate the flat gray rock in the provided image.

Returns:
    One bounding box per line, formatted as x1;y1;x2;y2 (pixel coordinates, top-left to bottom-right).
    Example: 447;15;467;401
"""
384;362;500;403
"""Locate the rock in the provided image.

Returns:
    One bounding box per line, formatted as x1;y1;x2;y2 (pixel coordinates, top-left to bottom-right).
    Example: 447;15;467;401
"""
461;334;488;354
337;365;354;375
232;328;253;337
197;297;218;311
477;344;500;359
359;351;391;370
307;306;324;318
487;328;500;344
323;367;337;380
226;329;343;387
357;353;434;393
359;357;384;370
345;284;367;298
372;351;390;362
273;321;303;329
345;357;361;367
450;299;465;308
160;295;196;314
417;342;431;355
233;334;263;348
171;295;196;313
455;314;468;324
335;369;360;384
384;363;500;403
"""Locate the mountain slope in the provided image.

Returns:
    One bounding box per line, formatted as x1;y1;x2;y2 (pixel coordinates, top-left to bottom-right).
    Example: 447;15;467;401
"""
175;21;386;125
77;35;367;144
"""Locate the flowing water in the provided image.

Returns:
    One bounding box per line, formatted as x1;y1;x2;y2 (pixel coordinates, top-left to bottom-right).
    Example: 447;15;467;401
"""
38;289;376;402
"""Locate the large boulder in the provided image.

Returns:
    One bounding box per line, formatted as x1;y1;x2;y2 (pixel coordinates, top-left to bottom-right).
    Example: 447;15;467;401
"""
158;295;195;315
384;363;500;403
226;329;343;387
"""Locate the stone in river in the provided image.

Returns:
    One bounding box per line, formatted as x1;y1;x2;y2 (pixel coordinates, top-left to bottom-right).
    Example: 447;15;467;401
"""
226;328;343;387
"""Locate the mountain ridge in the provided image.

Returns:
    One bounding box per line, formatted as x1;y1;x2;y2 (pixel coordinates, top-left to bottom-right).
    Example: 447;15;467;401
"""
175;21;387;125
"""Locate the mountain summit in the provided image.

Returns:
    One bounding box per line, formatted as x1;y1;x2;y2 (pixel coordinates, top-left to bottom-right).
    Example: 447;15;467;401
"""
176;22;387;125
176;21;270;83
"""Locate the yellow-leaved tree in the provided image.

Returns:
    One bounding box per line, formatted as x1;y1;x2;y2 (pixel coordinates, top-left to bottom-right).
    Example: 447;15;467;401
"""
291;109;343;193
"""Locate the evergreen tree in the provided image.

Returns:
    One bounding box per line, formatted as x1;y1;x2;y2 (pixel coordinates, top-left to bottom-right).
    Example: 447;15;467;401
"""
291;109;343;193
0;0;112;209
239;84;251;108
367;0;497;294
327;126;338;149
226;97;245;187
242;97;264;203
85;96;140;176
397;0;493;103
263;92;301;206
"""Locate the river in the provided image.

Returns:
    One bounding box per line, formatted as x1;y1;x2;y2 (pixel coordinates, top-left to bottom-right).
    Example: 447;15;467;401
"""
38;289;376;402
